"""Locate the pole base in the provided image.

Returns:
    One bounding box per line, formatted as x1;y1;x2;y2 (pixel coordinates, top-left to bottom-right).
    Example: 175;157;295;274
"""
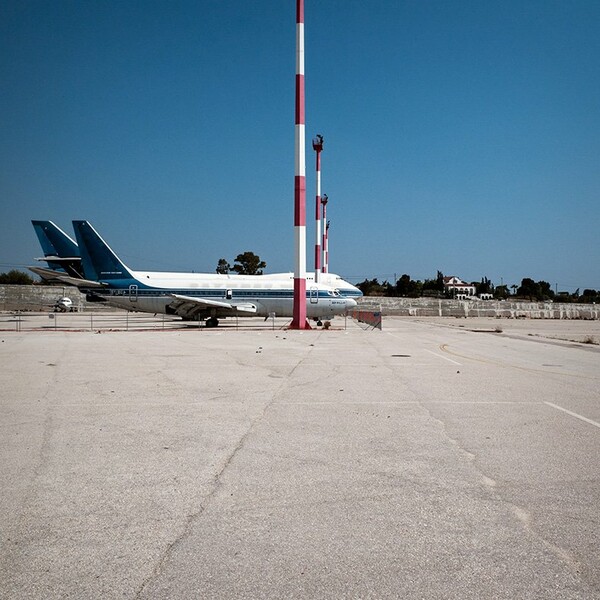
287;318;313;330
291;277;309;329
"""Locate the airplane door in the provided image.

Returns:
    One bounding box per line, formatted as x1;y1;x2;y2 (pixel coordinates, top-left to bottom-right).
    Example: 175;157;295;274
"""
309;286;318;304
129;284;138;302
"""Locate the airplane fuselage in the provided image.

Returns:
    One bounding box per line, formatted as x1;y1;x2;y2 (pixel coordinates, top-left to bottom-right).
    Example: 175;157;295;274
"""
84;270;355;320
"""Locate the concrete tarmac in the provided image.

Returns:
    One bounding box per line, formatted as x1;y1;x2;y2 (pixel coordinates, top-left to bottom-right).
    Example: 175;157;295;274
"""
1;315;599;599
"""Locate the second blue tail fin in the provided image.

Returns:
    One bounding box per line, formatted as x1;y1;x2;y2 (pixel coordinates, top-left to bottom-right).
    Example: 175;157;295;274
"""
32;220;83;277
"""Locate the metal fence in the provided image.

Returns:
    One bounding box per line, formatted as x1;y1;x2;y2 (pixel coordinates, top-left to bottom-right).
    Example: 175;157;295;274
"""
350;310;383;330
0;311;338;332
0;311;199;332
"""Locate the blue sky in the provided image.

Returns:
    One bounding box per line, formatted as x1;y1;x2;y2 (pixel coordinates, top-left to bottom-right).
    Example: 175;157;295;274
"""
1;0;599;291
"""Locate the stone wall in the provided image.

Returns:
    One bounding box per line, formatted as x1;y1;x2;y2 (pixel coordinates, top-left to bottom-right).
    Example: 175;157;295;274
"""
356;296;600;320
0;285;104;312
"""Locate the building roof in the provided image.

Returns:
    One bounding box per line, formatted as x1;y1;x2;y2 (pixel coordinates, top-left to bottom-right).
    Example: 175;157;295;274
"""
443;276;472;287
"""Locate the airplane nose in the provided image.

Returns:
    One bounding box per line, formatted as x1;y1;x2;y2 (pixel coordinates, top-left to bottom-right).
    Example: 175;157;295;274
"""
346;298;357;309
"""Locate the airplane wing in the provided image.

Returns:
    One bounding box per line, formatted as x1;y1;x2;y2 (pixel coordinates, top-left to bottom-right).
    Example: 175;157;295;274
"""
168;294;258;319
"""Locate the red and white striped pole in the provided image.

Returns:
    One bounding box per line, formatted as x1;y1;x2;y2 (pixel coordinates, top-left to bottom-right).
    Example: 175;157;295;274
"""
312;134;323;284
290;0;309;329
321;195;329;273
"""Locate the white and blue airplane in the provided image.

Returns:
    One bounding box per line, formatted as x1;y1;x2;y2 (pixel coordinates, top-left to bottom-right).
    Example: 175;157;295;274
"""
60;220;359;326
29;220;361;326
30;220;362;300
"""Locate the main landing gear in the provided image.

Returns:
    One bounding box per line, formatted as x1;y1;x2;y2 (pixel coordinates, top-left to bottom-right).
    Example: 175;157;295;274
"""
205;317;219;328
313;318;332;329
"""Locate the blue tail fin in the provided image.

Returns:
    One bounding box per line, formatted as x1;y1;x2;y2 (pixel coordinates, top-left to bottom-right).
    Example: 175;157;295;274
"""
32;221;79;266
72;221;134;282
32;220;83;277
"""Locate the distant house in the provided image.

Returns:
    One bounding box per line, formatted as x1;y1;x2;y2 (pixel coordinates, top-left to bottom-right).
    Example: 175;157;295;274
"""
443;276;476;298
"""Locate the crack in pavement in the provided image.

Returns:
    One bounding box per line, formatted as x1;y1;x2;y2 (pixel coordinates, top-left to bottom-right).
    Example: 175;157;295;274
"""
133;334;323;599
364;332;587;586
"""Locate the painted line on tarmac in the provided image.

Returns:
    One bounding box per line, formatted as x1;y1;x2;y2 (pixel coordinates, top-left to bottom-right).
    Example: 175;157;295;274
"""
279;401;421;405
425;400;537;404
544;401;600;430
425;349;462;366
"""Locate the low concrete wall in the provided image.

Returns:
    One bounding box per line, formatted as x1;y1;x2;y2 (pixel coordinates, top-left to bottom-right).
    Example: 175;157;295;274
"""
356;296;600;320
0;285;115;312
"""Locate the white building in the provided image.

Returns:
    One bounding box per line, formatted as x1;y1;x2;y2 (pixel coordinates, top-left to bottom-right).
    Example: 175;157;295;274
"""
443;276;476;298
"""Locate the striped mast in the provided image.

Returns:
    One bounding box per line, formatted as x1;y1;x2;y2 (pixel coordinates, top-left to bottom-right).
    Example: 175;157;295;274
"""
290;0;309;329
321;194;329;273
312;134;323;284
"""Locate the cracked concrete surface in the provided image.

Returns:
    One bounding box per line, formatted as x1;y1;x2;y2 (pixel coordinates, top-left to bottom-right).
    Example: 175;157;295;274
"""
1;315;599;599
133;338;321;599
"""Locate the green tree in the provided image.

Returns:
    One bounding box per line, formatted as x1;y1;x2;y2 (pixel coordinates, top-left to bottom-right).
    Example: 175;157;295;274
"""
581;289;599;303
423;271;444;297
232;252;266;275
537;281;555;301
0;270;34;284
395;274;411;296
516;278;556;301
383;281;395;296
494;285;509;299
517;278;539;300
395;274;420;297
475;277;493;296
216;258;231;274
356;278;386;296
